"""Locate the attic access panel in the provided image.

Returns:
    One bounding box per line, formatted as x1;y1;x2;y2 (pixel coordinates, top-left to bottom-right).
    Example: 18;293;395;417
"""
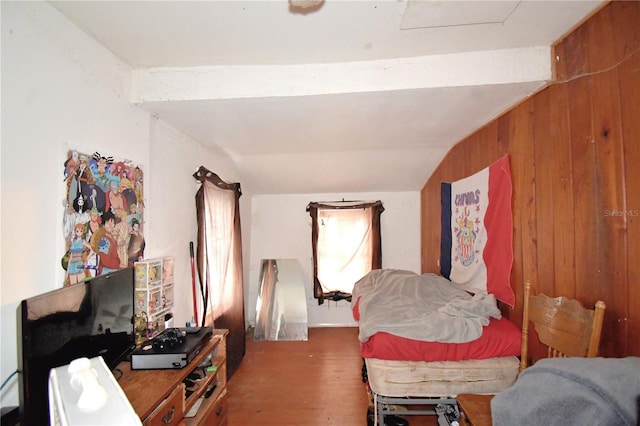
401;1;519;29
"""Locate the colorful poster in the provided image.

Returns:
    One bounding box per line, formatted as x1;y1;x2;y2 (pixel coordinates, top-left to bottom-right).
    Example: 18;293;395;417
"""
61;150;145;285
440;154;515;306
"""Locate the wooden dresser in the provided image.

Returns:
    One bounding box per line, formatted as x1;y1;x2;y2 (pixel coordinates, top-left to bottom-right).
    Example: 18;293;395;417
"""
119;329;229;426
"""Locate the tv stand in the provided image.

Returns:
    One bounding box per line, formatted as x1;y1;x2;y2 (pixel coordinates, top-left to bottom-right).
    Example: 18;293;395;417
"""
118;329;228;425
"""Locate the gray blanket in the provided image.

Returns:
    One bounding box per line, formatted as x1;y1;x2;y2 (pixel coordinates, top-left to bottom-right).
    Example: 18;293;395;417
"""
352;269;501;343
491;357;640;426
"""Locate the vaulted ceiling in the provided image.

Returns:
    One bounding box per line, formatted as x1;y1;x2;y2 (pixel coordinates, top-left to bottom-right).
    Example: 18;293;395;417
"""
49;0;604;194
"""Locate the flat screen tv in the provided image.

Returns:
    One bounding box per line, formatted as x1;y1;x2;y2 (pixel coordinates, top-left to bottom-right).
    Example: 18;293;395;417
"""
17;267;136;426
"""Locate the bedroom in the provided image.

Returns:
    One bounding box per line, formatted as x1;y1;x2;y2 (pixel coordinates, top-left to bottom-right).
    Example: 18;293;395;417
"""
1;0;639;424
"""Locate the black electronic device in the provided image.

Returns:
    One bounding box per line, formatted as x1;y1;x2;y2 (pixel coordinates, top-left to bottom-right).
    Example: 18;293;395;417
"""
152;327;186;351
17;267;136;426
131;327;213;370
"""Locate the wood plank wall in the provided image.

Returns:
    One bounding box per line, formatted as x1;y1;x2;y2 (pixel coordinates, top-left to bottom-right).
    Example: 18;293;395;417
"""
420;1;640;361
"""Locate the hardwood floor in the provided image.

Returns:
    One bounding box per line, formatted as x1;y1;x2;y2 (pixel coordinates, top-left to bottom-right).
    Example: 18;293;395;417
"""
226;327;438;426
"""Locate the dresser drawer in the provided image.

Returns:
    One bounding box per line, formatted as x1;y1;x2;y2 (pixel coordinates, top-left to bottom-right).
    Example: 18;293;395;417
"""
144;384;185;426
197;393;227;426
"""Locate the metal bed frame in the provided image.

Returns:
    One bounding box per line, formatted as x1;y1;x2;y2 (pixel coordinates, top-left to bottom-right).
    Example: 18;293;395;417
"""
371;392;460;426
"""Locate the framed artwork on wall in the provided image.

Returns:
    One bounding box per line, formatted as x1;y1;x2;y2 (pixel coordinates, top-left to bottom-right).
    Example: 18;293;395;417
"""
61;150;145;286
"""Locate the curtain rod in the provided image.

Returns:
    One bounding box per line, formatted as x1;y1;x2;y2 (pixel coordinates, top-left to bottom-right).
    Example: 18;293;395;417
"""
306;199;382;211
318;198;364;203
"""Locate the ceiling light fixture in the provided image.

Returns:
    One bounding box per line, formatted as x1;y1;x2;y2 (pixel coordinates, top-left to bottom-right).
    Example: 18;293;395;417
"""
289;0;325;13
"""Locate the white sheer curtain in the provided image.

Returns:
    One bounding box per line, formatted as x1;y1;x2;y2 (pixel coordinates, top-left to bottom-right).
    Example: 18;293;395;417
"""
307;200;384;304
198;180;236;322
316;207;374;294
194;166;245;378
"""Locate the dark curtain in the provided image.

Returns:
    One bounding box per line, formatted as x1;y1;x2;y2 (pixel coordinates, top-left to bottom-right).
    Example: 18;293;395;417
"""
306;200;384;305
194;166;245;379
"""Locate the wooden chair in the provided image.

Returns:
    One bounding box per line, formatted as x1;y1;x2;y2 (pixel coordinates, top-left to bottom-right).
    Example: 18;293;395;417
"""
457;282;606;426
519;281;606;370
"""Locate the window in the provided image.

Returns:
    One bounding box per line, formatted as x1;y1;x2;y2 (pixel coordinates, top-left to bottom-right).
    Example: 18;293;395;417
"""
307;200;384;304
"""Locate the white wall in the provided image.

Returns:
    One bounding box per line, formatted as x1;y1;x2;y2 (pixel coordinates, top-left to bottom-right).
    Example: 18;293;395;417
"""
248;192;420;327
146;118;244;325
0;2;239;408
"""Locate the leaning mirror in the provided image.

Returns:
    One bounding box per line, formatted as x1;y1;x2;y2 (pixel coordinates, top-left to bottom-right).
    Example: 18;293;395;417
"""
254;259;308;341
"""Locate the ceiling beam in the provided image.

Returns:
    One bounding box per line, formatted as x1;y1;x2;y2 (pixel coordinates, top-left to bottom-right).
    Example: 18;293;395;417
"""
130;46;551;103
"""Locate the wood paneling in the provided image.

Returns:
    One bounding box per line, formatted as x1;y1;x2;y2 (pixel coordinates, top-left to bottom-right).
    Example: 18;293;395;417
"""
620;51;640;357
591;64;628;356
421;1;640;360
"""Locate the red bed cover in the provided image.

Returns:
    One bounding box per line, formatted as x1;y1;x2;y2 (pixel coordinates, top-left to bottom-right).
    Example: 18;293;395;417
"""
354;298;521;362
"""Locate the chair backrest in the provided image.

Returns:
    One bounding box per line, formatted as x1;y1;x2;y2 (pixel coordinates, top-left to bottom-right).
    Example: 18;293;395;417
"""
519;281;606;371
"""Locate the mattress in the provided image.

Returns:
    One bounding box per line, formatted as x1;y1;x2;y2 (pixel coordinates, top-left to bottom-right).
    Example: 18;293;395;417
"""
366;356;520;397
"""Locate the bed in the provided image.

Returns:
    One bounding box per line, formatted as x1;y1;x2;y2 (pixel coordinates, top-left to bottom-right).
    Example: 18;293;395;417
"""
352;269;521;426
